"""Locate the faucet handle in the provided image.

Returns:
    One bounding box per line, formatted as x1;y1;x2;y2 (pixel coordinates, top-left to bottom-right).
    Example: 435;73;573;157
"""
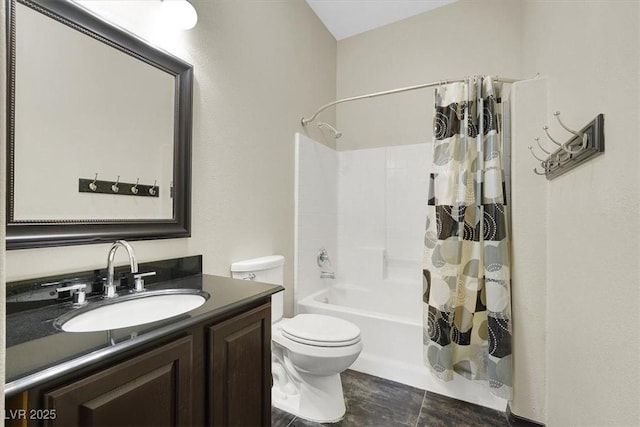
55;283;88;306
133;271;156;292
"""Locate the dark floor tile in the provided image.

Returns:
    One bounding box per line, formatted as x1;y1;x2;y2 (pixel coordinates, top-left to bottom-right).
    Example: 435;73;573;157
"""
272;407;296;427
416;391;510;427
273;370;510;427
337;369;426;427
288;416;340;427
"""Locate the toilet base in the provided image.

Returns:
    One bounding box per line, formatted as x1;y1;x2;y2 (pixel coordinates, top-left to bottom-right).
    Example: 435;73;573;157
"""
272;372;346;423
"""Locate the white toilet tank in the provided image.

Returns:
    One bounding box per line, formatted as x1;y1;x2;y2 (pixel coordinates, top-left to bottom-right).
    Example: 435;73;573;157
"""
230;255;285;323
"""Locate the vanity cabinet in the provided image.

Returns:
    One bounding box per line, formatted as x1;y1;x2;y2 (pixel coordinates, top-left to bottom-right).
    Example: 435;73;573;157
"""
6;300;272;427
45;336;193;427
208;303;272;426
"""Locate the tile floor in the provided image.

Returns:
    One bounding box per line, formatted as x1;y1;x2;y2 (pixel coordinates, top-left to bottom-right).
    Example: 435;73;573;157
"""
272;370;511;427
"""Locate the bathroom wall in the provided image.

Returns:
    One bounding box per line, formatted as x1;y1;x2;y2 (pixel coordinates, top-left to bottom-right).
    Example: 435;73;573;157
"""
509;78;548;423
335;0;640;425
295;135;429;294
337;143;429;284
335;0;522;151
520;1;640;426
294;133;338;306
5;1;337;318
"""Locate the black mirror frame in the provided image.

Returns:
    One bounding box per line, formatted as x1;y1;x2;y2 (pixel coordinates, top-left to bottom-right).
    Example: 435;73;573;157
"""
6;0;193;250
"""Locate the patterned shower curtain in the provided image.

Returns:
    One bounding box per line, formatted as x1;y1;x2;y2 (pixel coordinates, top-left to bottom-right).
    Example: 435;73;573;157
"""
422;76;512;400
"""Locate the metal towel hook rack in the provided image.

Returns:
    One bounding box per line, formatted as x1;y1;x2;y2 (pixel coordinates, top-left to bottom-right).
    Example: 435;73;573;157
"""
528;111;604;180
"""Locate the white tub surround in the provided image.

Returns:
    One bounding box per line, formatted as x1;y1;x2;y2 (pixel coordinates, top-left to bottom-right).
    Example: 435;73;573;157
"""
294;134;507;411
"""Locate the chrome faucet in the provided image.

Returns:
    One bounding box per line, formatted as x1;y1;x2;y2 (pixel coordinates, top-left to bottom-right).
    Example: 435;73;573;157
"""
317;248;335;279
104;240;138;298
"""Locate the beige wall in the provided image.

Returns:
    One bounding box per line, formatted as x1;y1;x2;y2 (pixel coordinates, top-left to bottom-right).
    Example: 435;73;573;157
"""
510;77;548;423
336;0;640;425
335;0;522;150
521;1;640;426
185;0;336;316
5;0;337;323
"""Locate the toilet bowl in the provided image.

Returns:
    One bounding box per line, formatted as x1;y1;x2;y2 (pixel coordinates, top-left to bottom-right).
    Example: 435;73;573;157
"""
272;314;362;422
230;255;362;423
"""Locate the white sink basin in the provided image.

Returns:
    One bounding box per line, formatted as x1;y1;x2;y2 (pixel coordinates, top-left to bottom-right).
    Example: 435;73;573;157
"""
55;289;210;333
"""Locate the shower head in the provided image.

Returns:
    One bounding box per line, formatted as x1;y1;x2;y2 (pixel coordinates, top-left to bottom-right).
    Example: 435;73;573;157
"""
317;122;342;139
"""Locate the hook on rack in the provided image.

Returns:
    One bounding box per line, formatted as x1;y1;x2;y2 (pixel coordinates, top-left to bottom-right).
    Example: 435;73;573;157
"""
528;112;604;179
534;137;550;155
89;173;98;192
542;111;589;155
528;143;547;163
149;180;157;196
553;111;588;154
111;176;120;193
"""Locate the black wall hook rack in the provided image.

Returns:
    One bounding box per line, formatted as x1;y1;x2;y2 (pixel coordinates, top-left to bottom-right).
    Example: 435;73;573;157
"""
78;177;159;197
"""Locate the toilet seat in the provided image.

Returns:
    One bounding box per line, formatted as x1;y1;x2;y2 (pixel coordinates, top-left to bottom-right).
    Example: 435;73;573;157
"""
281;314;361;348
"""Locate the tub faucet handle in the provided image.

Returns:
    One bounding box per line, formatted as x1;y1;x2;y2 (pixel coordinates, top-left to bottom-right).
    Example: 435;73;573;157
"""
317;248;331;267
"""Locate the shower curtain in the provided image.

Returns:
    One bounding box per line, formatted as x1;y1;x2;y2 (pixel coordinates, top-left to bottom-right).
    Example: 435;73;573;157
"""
423;76;512;400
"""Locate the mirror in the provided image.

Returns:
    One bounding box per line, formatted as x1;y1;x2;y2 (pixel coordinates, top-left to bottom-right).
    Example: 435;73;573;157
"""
6;0;193;249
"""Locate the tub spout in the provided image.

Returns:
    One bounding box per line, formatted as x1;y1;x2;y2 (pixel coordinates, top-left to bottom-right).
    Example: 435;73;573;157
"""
320;271;335;279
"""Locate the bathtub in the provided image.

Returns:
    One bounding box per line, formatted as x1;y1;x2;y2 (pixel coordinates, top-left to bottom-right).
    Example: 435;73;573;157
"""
297;281;508;411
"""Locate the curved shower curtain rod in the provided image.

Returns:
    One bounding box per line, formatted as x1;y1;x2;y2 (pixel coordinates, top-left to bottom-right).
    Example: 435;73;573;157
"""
301;74;539;125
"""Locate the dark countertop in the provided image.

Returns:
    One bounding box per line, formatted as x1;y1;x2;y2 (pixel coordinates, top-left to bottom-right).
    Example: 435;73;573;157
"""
5;273;282;396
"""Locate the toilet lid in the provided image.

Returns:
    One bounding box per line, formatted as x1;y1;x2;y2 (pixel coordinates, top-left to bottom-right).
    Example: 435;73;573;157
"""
281;314;361;347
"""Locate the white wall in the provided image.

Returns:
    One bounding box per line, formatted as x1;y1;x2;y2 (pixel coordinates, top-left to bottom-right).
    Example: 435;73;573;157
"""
295;136;429;295
5;1;337;323
294;133;338;306
337;146;387;283
520;1;640;426
337;143;429;284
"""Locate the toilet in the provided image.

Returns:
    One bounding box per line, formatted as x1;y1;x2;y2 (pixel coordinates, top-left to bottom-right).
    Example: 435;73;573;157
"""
230;255;362;423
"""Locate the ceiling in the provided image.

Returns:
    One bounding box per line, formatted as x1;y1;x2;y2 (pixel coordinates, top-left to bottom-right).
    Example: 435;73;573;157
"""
305;0;458;40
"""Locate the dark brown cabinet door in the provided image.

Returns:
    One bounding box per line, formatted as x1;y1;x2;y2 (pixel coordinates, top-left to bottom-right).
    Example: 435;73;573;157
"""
208;303;271;427
44;336;193;427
